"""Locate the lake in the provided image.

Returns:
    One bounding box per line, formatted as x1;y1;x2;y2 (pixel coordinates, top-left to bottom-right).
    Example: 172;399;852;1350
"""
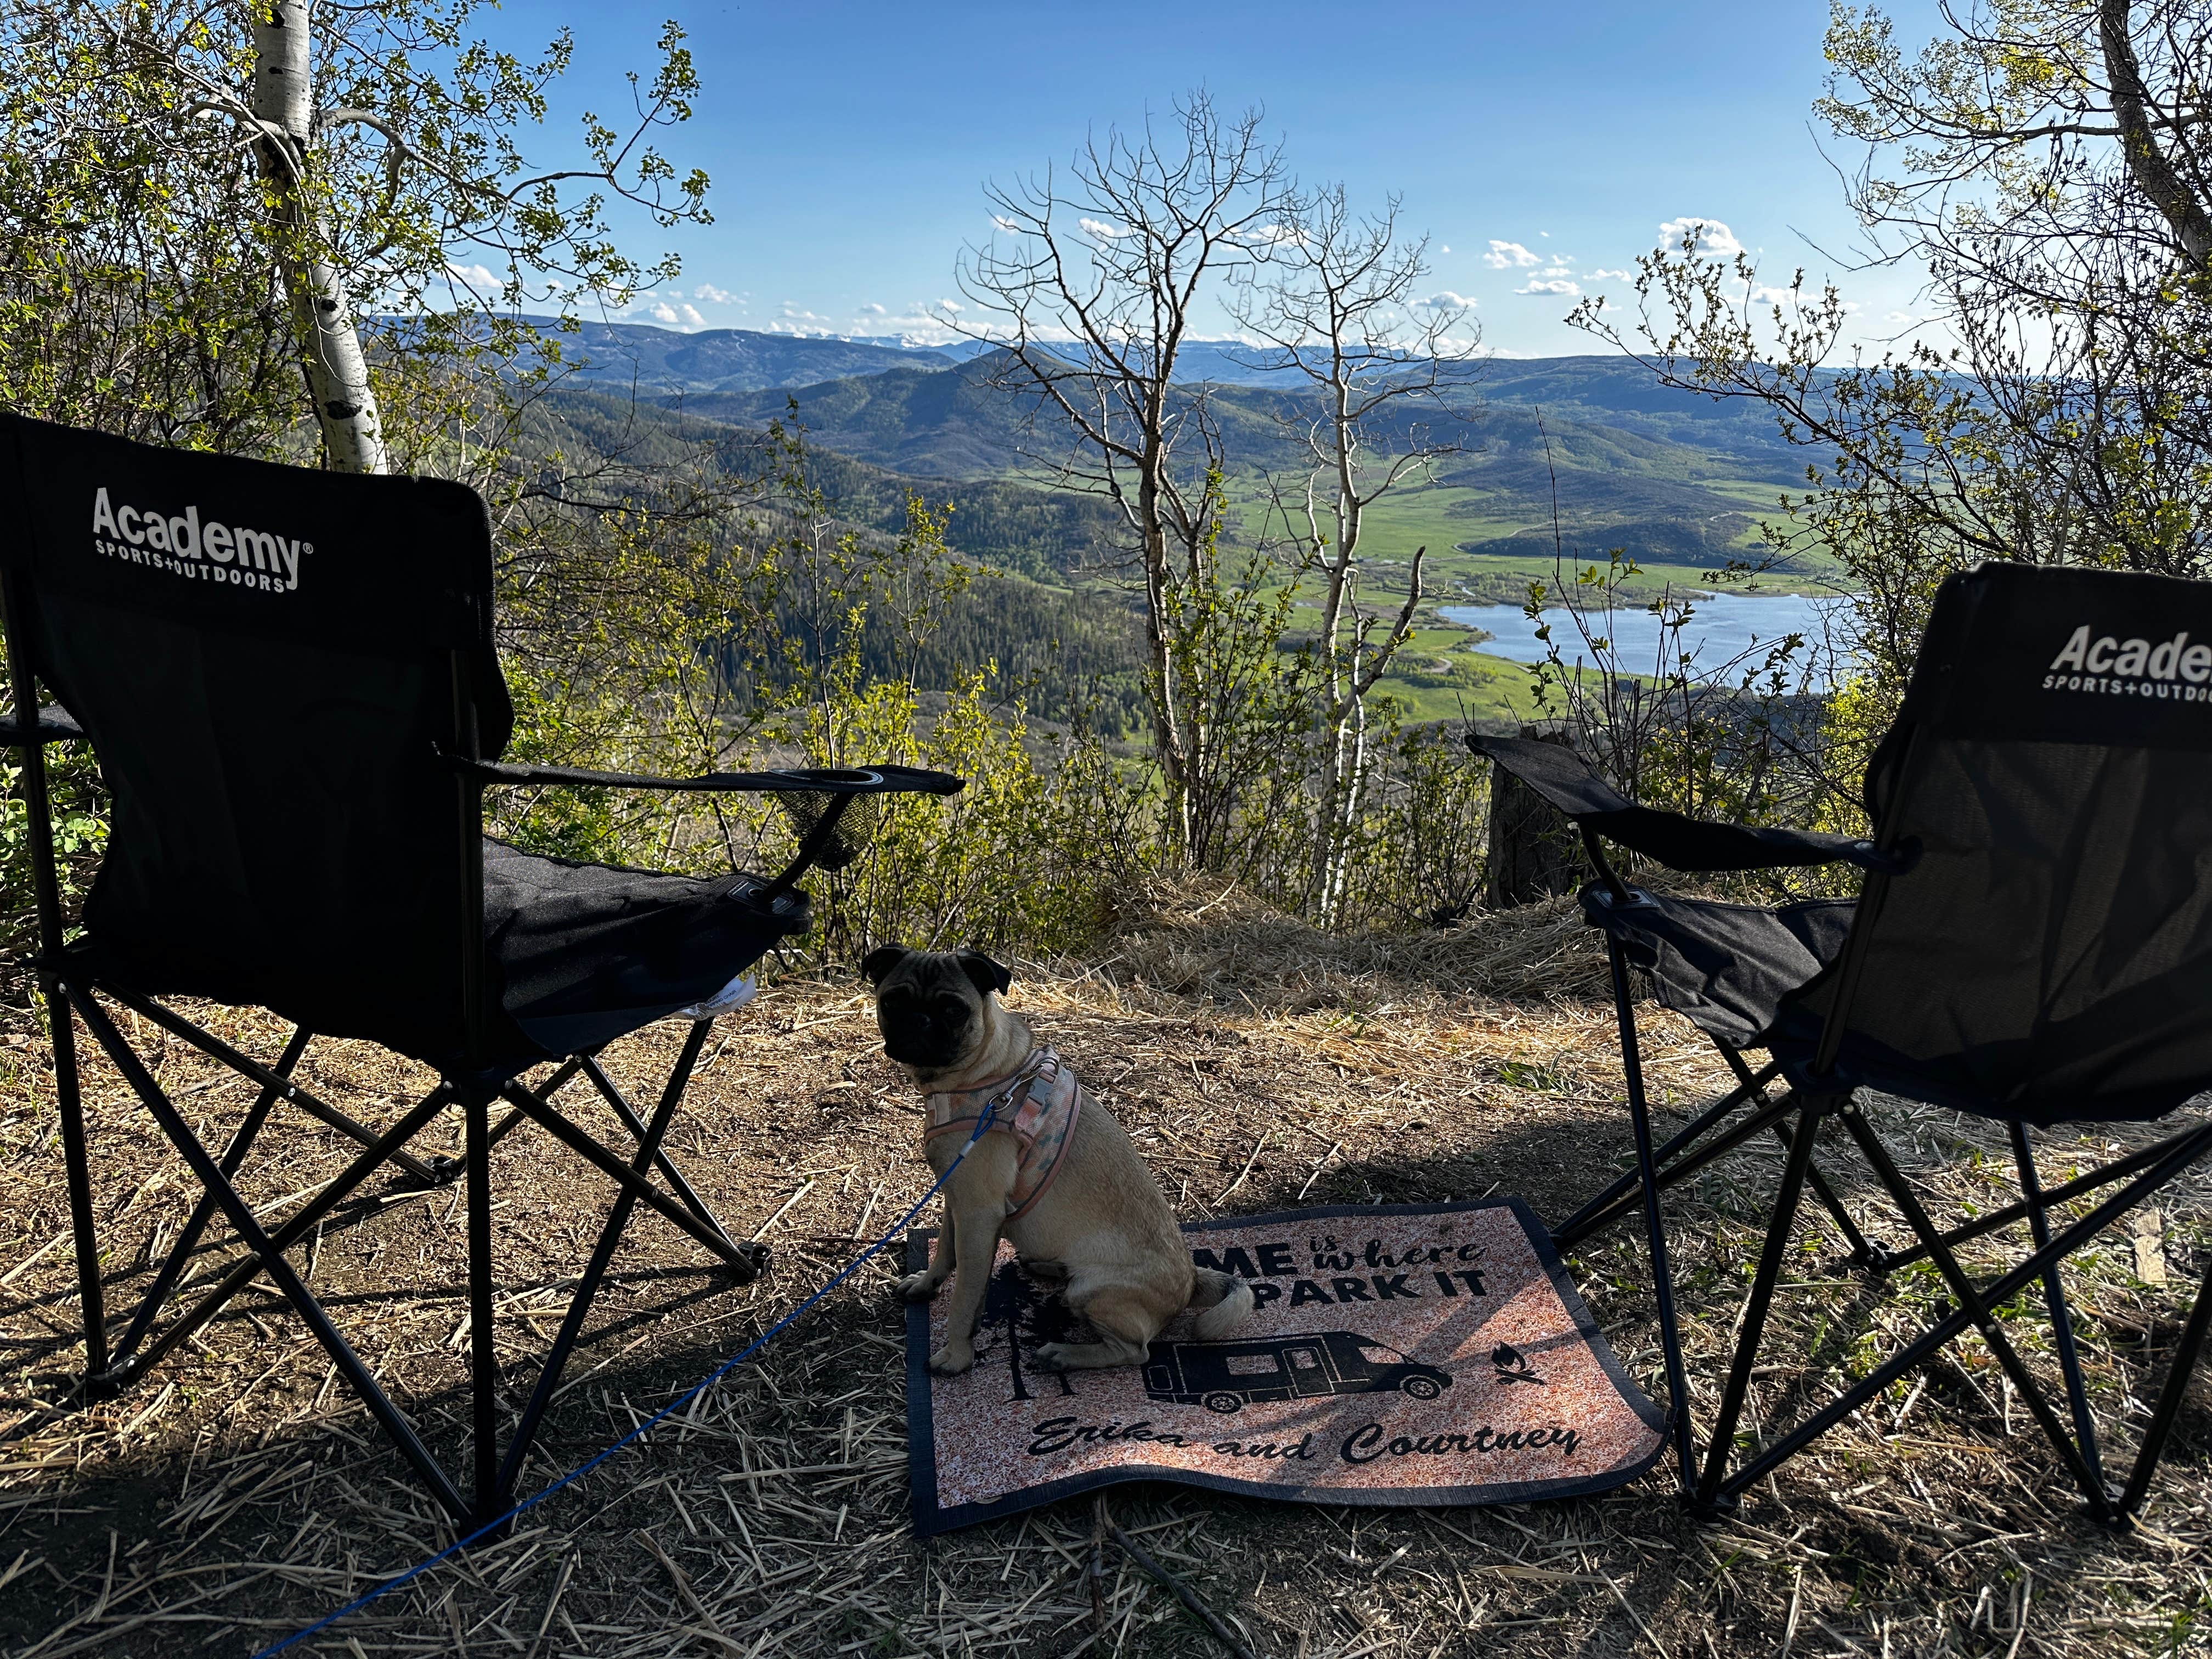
1438;591;1849;687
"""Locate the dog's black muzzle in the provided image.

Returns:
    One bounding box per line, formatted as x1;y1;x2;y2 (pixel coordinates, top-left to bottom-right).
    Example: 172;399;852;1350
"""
879;1002;971;1068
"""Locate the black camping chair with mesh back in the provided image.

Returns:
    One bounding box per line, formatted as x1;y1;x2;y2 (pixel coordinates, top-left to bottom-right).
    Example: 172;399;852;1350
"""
1469;561;2212;1526
0;410;962;1530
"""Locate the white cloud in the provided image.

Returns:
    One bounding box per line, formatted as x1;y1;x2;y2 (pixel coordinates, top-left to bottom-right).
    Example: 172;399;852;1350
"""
1585;267;1636;281
1516;278;1581;296
445;262;502;290
680;304;705;327
692;283;736;304
827;297;1006;347
1484;240;1542;268
990;213;1024;234
1079;216;1132;241
1537;266;1576;278
767;304;836;336
650;302;678;324
1440;244;1451;254
1419;290;1478;310
1657;217;1746;258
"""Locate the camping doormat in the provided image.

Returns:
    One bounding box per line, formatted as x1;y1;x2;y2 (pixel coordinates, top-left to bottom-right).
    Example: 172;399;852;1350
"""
904;1199;1666;1534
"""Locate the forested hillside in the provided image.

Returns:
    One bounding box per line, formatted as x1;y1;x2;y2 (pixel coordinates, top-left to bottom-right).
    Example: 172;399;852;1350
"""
614;340;1814;585
532;385;1128;580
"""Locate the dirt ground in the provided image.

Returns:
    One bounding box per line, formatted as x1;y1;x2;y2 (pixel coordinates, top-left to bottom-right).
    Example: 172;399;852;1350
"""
2;890;2210;1657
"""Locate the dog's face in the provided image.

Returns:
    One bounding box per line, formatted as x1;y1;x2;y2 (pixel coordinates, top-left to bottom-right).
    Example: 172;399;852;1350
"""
861;946;1014;1071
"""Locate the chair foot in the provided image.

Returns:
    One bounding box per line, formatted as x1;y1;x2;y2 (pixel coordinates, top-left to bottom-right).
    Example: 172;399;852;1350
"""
1685;1491;1741;1521
425;1153;466;1187
465;1510;518;1547
2083;1486;2135;1530
728;1242;772;1282
76;1365;130;1406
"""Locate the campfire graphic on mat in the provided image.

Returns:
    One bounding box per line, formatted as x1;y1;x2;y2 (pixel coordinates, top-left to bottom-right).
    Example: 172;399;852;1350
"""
1491;1342;1545;1386
1141;1332;1454;1415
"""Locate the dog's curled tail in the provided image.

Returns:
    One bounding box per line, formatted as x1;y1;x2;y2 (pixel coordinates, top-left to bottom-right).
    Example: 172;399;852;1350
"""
1188;1268;1256;1341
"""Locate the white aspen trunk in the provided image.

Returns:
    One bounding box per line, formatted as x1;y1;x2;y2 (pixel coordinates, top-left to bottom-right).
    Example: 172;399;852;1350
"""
1320;630;1369;927
2100;0;2212;269
1137;464;1192;862
1310;378;1364;926
254;1;387;473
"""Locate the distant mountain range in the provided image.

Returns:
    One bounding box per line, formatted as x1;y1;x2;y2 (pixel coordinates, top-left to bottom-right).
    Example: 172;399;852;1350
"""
533;319;1510;395
521;317;962;393
519;315;1829;580
614;344;1803;569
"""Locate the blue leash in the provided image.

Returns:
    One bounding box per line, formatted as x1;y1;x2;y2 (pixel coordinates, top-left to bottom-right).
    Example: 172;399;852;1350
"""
251;1102;995;1658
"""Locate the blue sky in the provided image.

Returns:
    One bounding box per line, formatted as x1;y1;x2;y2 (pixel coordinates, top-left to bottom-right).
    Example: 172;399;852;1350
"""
479;0;1939;358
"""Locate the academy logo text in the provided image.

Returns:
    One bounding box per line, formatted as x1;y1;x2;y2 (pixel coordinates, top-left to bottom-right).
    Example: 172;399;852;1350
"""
89;487;309;592
2044;626;2212;703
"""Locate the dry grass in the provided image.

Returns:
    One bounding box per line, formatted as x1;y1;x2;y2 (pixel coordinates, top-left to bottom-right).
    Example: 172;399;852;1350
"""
1;885;2209;1657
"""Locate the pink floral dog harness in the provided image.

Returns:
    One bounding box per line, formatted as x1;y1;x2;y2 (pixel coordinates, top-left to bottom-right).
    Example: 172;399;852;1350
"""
924;1047;1084;1222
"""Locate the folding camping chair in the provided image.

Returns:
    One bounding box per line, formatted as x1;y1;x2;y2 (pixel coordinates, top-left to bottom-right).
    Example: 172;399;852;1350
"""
0;411;962;1529
1470;561;2212;1526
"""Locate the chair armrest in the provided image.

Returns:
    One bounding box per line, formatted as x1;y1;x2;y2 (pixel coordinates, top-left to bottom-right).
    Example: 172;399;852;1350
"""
444;753;965;799
0;703;86;746
1468;733;1911;876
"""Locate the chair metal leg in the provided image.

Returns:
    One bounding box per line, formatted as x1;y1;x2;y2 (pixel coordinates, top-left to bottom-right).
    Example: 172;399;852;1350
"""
580;1051;735;1246
103;985;440;1186
1717;1046;1886;1267
1838;1107;2109;1516
107;1081;455;1387
495;1019;718;1501
1556;1093;1803;1248
467;1053;594;1170
1607;938;1697;1494
1710;1119;2212;1504
1555;1037;1880;1268
466;1091;500;1524
1551;1060;1780;1244
1879;1131;2192;1271
1709;1118;2212;1504
109;1025;312;1370
44;974;109;1390
67;981;470;1520
2118;1251;2212;1519
1694;1095;1822;1511
498;1081;760;1274
2009;1120;2106;1497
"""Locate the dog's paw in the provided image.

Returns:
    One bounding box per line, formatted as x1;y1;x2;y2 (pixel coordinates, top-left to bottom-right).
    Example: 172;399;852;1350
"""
896;1271;941;1303
927;1342;975;1376
1029;1342;1072;1372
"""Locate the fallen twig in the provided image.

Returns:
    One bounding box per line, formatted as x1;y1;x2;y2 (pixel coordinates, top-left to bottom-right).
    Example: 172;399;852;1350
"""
1109;1520;1263;1659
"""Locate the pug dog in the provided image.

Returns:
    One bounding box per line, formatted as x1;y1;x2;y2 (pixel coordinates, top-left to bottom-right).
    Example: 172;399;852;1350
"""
864;945;1254;1377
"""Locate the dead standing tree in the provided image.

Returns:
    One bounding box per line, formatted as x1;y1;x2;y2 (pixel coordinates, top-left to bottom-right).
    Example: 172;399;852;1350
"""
955;93;1292;866
1229;184;1477;926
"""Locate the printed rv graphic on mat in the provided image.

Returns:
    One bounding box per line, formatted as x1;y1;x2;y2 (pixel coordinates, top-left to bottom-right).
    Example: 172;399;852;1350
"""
1143;1331;1454;1414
